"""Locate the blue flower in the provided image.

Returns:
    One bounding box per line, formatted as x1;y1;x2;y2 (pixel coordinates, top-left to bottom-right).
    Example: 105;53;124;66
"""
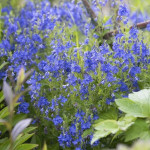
69;124;76;135
58;95;68;104
18;102;29;114
53;115;63;126
32;34;42;43
82;74;93;85
147;23;150;31
66;73;77;86
71;62;81;73
118;5;129;16
118;81;128;92
129;28;138;39
129;66;141;77
37;97;50;108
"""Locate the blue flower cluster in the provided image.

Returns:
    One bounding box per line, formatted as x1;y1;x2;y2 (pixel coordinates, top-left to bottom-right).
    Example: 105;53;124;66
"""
0;0;150;149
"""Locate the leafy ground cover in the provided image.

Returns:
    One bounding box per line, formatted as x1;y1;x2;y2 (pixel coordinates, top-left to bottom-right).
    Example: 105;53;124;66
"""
0;0;150;149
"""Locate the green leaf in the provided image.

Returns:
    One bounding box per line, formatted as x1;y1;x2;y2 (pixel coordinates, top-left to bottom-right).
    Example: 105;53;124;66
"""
117;115;136;131
115;98;144;117
100;107;118;120
0;106;9;119
0;103;19;119
0;137;8;144
124;119;150;142
0;91;4;103
91;130;111;145
12;114;27;126
14;144;38;150
42;142;47;150
14;133;34;149
22;127;37;134
116;89;150;117
0;139;10;150
91;115;135;145
94;120;119;133
30;134;42;149
82;128;93;138
0;62;8;70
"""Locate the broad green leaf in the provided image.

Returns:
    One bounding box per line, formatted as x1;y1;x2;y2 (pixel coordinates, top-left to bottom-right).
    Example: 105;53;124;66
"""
129;89;150;117
94;120;119;133
14;133;34;149
91;130;111;145
115;98;144;117
100;107;118;120
116;89;150;117
117;115;136;131
92;115;135;145
14;144;38;150
124;119;149;142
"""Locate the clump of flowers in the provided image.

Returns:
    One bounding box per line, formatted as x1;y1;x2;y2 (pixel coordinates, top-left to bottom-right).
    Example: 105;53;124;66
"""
0;0;150;149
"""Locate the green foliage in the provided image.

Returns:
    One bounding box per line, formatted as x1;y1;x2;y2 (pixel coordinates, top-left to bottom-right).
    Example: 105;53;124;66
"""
0;66;37;150
92;89;150;145
116;89;150;118
91;115;135;145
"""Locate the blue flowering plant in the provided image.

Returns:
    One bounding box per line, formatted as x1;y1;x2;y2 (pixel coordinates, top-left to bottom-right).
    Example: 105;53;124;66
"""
0;0;150;149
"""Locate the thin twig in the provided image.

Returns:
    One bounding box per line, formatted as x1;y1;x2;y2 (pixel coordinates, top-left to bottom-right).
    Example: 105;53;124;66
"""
103;20;150;39
81;0;98;26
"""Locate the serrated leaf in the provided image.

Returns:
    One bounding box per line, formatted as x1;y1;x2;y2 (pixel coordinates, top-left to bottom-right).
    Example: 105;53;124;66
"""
11;118;32;141
116;89;150;118
14;144;38;150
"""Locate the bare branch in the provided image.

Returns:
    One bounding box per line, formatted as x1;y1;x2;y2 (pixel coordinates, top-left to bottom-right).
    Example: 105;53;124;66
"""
81;0;98;26
104;20;150;39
